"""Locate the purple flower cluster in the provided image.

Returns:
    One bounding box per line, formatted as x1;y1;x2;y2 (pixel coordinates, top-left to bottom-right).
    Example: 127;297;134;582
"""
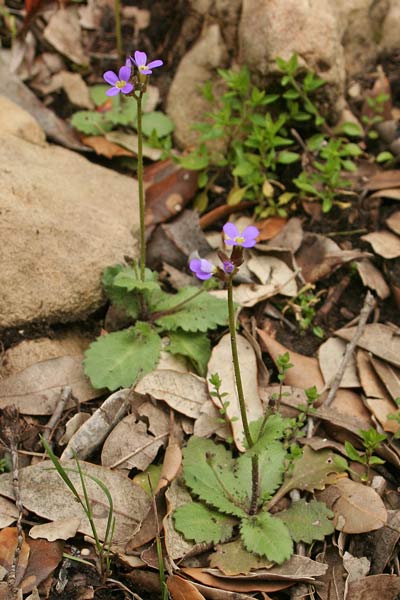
103;50;163;96
189;222;259;281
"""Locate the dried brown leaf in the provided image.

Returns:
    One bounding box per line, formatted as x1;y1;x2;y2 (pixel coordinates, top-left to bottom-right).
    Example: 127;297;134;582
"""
247;255;297;296
0;496;19;528
364;170;400;191
206;554;327;581
20;538;64;593
256;217;287;242
386;211;400;235
361;230;400;259
337;323;400;368
167;575;206;600
29;518;81;542
346;574;400;599
264;217;303;253
318;337;360;388
207;333;263;450
43;8;87;66
356;259;390;299
181;568;293;593
318;478;387;534
82;136;134;159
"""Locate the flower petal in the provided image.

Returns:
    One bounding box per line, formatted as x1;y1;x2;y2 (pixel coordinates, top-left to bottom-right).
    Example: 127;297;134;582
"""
200;259;214;273
223;222;239;240
103;70;118;85
189;258;201;272
134;50;147;67
241;238;257;248
119;65;131;81
197;271;213;280
106;86;120;96
140;68;152;75
146;59;163;70
242;225;259;241
121;82;134;94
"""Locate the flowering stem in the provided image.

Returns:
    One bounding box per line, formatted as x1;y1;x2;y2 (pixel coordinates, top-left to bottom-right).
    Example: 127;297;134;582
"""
136;92;146;282
113;0;123;64
227;278;259;514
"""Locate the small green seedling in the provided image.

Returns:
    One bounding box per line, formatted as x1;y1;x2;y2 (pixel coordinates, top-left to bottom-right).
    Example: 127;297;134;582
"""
345;427;387;483
41;437;115;581
283;284;324;338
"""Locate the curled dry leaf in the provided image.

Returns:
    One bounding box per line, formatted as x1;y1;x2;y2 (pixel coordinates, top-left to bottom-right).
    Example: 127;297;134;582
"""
295;233;367;283
180;568;293;593
0;496;19;528
207;554;327;581
135;370;209;419
256;216;287;241
318;337;360;388
101;414;167;471
29;518;81;542
207;333;263;450
61;388;131;460
361;230;400;259
356;259;390;299
167;575;206;600
386;211;400;235
59;412;91;445
82;136;134;159
263;217;304;254
247;255;297;296
0;355;98;415
43;8;87;66
318;478;387;534
0;460;150;550
336;323;400;368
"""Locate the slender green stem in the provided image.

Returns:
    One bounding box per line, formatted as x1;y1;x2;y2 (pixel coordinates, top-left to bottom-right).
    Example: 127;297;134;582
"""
227;278;253;448
136;92;146;281
113;0;123;64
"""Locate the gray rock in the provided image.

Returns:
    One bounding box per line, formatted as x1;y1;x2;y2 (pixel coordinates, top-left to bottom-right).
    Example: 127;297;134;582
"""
0;101;139;328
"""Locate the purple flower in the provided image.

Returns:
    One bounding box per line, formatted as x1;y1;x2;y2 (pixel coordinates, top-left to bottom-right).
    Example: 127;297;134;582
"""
223;222;259;248
189;258;215;281
222;260;235;274
103;65;133;96
132;50;163;75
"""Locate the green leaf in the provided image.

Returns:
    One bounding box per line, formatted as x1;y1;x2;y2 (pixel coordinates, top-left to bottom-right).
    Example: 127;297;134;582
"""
277;499;334;543
141;112;174;138
179;150;210;171
277;151;300;164
71;111;113;135
209;540;273;575
154;288;229;333
182;437;248;518
376;151;394;163
113;268;161;293
240;513;293;564
275;447;348;502
339;122;363;137
108;99;137;127
83;322;161;390
166;330;211;376
247;414;289;452
236;442;287;503
344;441;362;462
89;84;109;106
102;265;140;318
173;502;237;544
343;142;362;157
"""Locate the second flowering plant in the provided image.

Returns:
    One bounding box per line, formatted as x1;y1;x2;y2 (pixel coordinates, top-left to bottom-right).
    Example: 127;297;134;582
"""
83;53;230;391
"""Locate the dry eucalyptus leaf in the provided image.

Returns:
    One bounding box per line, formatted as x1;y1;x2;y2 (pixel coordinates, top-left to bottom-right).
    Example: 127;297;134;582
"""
61;388;131;460
316;546;346;600
356;350;388;399
247;255;297;296
0;356;98;415
0;461;149;549
82;136;134;159
0;496;19;528
167;575;206;600
346;574;400;599
105;131;163;161
318;337;360;388
206;554;327;581
365;170;400;190
193;399;231;441
209;540;273;576
264;217;304;253
295;233;367;283
29;517;81;542
386;211;400;235
135;370;209;419
18;538;64;594
343;551;370;583
369;356;400;403
318;478;387;534
137;398;171;437
207;333;263;450
364;397;400;435
46;71;93;109
59;412;91;445
361;230;400;259
101;415;166;471
164;479;199;562
336;323;400;368
180;568;293;593
210;283;292;308
356;259;390;299
43;8;87;66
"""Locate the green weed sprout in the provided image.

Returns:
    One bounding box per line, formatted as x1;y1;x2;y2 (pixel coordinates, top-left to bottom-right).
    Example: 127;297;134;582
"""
344;427;387;483
41;437;115;581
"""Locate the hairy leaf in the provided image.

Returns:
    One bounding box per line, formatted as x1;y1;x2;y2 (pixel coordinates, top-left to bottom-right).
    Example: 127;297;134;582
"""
182;437;248;517
154;288;229;333
141;111;174;138
240;513;293;564
173;502;237;544
71;110;112;135
247;414;290;454
277;499;334;543
83;322;161;390
166;330;211;376
103;265;139;317
236;442;287;503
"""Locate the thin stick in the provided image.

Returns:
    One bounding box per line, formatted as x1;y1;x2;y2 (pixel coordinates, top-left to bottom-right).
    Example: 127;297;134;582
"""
42;386;72;444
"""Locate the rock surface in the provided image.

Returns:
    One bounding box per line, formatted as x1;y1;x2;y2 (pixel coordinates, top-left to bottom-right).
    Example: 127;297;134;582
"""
0;98;139;329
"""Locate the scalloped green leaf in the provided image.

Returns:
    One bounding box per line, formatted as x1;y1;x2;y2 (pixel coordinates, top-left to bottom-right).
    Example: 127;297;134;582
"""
154;288;229;333
277;499;334;544
240;513;293;564
103;265;139;318
71;110;113;135
83;322;161;390
113;268;161;293
236;442;287;504
173;502;237;544
182;437;248;518
166;330;210;376
141;111;174;138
